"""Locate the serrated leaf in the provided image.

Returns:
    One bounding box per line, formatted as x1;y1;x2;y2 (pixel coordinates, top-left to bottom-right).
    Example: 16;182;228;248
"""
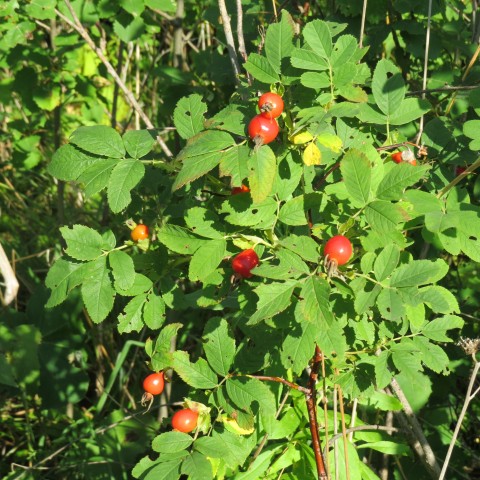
412;336;449;374
377;288;405;321
372;60;405;117
144;292;166;330
115;273;153;296
221;196;277;228
354;284;381;315
290;48;329;71
152;431;193;453
296;277;334;327
210;105;246;136
77;159;117;197
172;351;218;389
374;244;400;281
142;458;182;480
81;256;115;323
331;34;358;68
422;315;464;342
280;235;320;263
389;98;431;125
189;239;226;283
303;20;332;59
123;129;156;159
278;195;308;226
300;71;331;90
302;142;322;166
157;225;207;254
247;280;298;325
203;317;235;377
264;15;294;73
60;225;104;261
226;378;276;434
45;259;88;308
184;207;224;239
113;16;145;43
118;294;147;333
341;149;372;207
181;452;213;480
365;391;402;411
390;259;448;288
392;346;423;381
377;164;430;201
173;131;235;190
375;350;392;389
365;200;403;233
107;158;145;213
109;250;135;291
173;94;207;140
248;145;276;204
243;53;280;84
219;144;250;186
48;144;99;181
357;441;409;455
149;323;182;371
70;125;125;158
418;286;459;314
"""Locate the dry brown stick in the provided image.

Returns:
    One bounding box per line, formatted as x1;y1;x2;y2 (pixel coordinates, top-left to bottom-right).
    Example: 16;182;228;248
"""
337;385;350;480
56;1;173;158
388;379;441;479
0;243;19;306
306;346;328;479
173;0;185;69
218;0;241;85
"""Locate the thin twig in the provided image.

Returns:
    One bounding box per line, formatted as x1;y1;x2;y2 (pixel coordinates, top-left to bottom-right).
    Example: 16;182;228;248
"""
439;358;480;479
380;411;394;480
0;243;19;306
173;0;185;69
236;0;247;62
407;84;480;96
416;0;433;145
337;385;350;480
218;0;241;86
325;425;400;453
347;398;357;442
437;155;480;198
246;375;310;394
56;2;173;158
359;0;367;48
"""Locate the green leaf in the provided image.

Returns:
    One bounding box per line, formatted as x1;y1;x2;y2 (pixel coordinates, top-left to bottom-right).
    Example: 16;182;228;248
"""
280;235;320;263
417;286;459;314
60;225;104;261
365;391;402;411
372;59;405;117
340;149;372;207
107;158;145;213
357;441;409;455
173;94;207;140
264;14;294;73
48;144;99;181
374;245;400;281
152;431;193;453
403;190;442;216
464;119;480;150
247;280;298;325
113;16;145;43
70;125;125;158
422;315;464;342
173;131;235;190
390;259;449;288
412;337;449;374
331;34;358;68
210;105;246;136
115;273;153;296
296;277;334;327
234;450;276;480
243;53;280;84
203;318;236;377
184;207;224;239
109;250;135;291
149;323;182;371
195;429;253;469
354;283;381;315
389;98;431;125
25;0;56;20
290;48;329;70
303;20;332;59
375;350;392;389
118;294;147;333
123;130;156;159
142;458;182;480
45;259;88;308
221;196;277;228
144;292;166;330
278;195;308;226
391;347;422;382
248;145;277;204
300;72;331;89
365;200;403;233
188;239;226;283
226;378;276;433
157;225;207;255
376;164;430;201
81;257;115;323
181;452;213;480
219;144;250;186
77;159;117;197
172;351;218;389
377;288;405;321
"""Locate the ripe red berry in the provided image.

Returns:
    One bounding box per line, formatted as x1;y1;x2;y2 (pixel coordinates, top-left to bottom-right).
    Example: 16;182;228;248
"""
143;372;165;395
231;249;259;278
231;184;250;195
391;150;416;166
391;152;403;164
248;115;279;145
131;224;149;242
324;235;352;266
258;92;284;119
172;409;198;433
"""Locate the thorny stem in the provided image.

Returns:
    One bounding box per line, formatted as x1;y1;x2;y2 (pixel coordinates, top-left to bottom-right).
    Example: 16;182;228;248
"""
306;346;328;479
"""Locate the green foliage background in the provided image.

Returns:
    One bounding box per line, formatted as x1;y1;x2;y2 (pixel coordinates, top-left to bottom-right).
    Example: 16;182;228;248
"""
1;0;480;479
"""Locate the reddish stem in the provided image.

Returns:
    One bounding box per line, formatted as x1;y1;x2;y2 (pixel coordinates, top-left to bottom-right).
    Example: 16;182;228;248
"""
306;346;328;479
247;375;310;394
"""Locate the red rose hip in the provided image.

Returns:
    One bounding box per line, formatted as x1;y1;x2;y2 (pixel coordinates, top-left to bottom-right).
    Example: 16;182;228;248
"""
324;235;352;266
172;409;198;433
248;115;279;145
231;249;259;278
258;92;284;119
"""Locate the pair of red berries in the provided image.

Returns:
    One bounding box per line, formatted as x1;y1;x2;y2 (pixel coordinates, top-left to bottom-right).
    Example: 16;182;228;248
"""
248;92;284;146
143;372;198;433
230;235;353;279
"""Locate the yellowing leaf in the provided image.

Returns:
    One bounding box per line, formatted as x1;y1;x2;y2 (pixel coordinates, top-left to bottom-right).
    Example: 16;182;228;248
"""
221;415;255;435
289;130;314;145
303;143;322;166
317;132;343;153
